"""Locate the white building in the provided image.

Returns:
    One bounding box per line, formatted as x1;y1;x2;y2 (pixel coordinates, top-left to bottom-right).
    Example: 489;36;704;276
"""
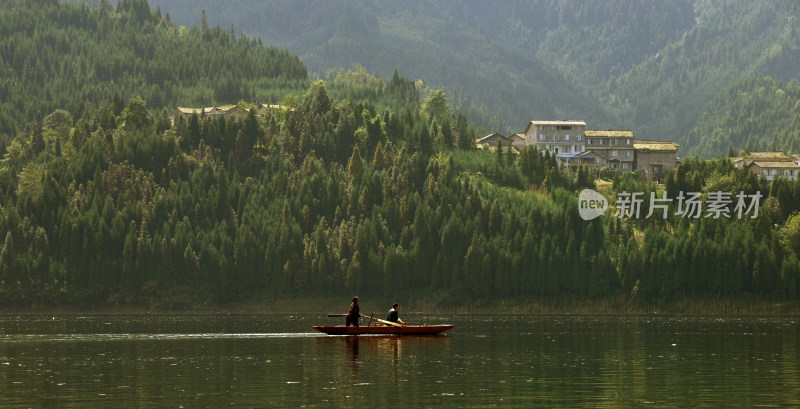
731;152;800;181
522;120;587;162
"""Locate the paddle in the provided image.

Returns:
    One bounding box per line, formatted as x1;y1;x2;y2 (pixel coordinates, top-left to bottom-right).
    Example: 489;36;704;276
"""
327;313;404;327
364;315;403;327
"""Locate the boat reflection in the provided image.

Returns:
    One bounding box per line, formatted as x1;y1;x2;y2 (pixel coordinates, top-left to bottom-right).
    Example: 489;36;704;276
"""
318;334;451;368
345;335;359;363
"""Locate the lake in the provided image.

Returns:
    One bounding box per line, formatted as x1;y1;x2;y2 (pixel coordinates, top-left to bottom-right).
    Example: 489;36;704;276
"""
0;313;798;407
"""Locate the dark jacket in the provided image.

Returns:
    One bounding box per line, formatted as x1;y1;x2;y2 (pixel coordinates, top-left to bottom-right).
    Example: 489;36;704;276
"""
387;308;399;322
347;302;360;318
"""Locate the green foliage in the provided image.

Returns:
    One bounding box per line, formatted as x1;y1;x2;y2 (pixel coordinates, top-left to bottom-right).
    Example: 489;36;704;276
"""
0;0;307;142
120;97;152;130
151;0;800;158
685;76;800;157
779;212;800;255
2;0;800;309
422;88;450;123
145;0;620;133
0;68;618;308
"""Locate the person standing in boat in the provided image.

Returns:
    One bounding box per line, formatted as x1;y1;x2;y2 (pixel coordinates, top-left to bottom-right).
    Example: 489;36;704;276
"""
346;296;362;327
386;303;405;325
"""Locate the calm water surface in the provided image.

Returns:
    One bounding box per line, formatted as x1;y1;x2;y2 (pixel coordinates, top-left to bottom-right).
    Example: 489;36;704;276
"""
0;313;798;407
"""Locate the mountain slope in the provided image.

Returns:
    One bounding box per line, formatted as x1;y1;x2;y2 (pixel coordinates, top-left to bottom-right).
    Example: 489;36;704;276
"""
0;0;307;148
146;0;618;132
150;0;800;157
609;1;800;153
685;76;800;157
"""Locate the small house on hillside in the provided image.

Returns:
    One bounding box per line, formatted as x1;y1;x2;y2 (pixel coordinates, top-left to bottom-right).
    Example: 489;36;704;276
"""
564;150;610;168
476;132;512;147
634;140;680;181
730;152;800;181
731;152;797;168
259;103;293;114
508;133;526;150
175;105;246;122
746;161;800;181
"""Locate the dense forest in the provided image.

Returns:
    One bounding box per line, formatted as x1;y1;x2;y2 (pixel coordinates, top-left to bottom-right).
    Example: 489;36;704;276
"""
1;0;800;310
3;72;800;309
685;76;800;157
0;0;307;153
150;0;800;158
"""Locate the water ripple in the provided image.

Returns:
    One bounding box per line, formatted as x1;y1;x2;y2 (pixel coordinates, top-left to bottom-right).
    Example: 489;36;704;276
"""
0;332;325;343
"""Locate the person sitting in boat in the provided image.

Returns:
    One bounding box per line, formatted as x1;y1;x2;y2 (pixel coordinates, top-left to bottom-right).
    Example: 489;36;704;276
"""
346;296;363;327
386;303;405;325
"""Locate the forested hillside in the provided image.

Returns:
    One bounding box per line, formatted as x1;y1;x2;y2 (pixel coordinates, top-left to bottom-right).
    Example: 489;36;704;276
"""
3;70;800;309
610;1;800;152
0;0;307;152
685;76;800;157
142;0;619;134
2;0;800;310
149;0;800;158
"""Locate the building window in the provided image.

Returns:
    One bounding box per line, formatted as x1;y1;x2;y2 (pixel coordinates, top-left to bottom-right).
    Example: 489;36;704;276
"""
565;134;570;141
600;139;605;145
625;150;631;157
655;154;661;160
577;134;582;140
613;139;618;145
612;150;618;156
622;163;629;170
587;139;592;145
539;134;544;140
626;139;631;145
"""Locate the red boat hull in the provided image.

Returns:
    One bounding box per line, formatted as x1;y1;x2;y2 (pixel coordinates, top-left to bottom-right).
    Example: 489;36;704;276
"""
313;324;454;335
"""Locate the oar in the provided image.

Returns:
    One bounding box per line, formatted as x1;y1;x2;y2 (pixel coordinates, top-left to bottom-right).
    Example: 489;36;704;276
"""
327;313;403;327
363;315;403;327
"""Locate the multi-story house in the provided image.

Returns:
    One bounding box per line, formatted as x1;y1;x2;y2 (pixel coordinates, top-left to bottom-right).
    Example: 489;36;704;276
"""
522;120;587;162
584;130;635;171
517;119;680;180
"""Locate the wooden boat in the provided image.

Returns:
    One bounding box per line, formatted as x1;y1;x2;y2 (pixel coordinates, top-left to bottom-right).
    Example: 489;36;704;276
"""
313;324;454;335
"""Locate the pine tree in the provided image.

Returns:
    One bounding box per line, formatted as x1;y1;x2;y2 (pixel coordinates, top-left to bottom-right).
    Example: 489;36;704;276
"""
348;145;364;181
